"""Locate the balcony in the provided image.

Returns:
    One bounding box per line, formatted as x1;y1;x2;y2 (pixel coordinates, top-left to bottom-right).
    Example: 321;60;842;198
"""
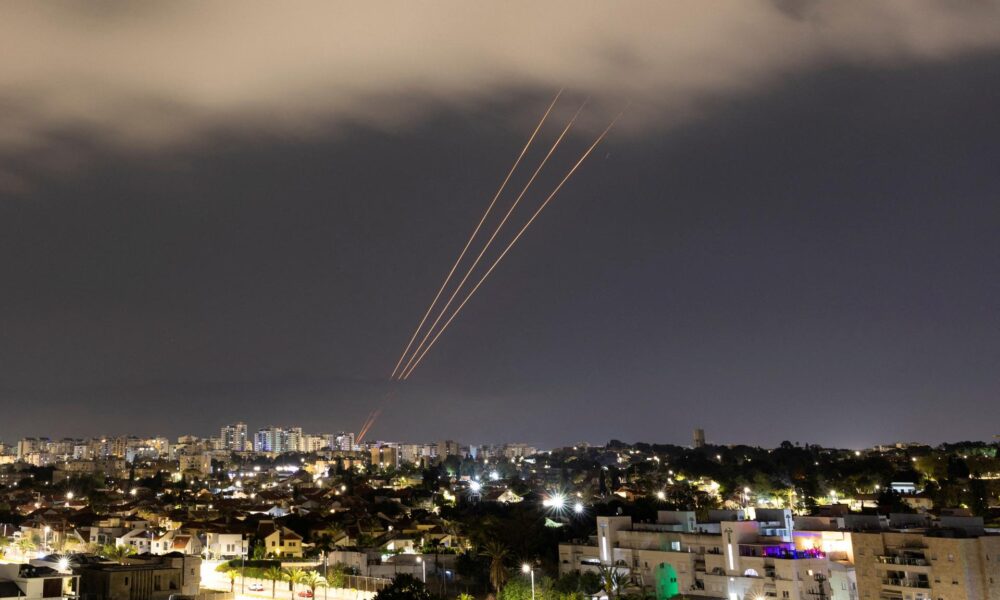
739;544;825;560
881;578;930;589
876;556;929;567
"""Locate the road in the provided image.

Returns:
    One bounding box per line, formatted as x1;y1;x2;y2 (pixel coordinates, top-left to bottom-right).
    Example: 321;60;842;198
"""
200;561;377;600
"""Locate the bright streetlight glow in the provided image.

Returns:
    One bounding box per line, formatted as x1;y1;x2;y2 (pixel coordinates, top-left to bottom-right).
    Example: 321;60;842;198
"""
656;490;666;500
469;480;482;492
574;502;584;514
522;563;531;574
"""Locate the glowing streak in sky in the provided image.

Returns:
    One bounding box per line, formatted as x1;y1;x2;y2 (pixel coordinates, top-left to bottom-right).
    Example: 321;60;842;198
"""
396;100;586;379
388;91;563;379
400;111;623;379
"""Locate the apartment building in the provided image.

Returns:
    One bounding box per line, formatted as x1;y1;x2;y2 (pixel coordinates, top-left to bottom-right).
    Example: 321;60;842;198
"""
852;515;1000;600
560;509;857;600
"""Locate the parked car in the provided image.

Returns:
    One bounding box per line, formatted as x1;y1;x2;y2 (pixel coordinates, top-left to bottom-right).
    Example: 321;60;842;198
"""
298;591;313;598
249;583;265;592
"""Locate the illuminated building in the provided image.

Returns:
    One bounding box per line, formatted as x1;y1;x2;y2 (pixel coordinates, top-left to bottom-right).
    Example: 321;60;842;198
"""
220;422;248;452
560;509;857;600
850;515;1000;600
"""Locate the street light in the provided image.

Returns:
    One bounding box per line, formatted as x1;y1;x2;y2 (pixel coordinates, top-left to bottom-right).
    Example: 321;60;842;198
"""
240;538;247;594
543;493;565;510
522;564;535;600
416;556;426;583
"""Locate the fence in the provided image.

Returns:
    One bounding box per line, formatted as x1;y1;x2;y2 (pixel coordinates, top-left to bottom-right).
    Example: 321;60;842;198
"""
339;575;392;594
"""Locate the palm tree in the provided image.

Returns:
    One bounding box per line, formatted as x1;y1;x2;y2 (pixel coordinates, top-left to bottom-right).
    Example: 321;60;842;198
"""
597;564;627;600
284;567;307;594
264;566;284;598
100;543;136;564
15;536;37;557
302;571;328;598
226;568;240;593
481;540;510;592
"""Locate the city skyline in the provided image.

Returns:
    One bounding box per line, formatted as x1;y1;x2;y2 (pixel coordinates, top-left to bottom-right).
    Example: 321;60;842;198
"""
2;3;999;447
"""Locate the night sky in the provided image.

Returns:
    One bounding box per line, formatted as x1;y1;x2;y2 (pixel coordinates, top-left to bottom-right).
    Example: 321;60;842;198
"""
2;3;999;448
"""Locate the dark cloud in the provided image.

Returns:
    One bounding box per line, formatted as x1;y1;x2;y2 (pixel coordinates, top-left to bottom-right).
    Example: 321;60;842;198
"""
1;4;999;447
3;1;1000;189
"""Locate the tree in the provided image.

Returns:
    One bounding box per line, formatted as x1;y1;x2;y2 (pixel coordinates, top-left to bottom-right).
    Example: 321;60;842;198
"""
481;540;510;592
252;540;267;560
373;574;432;600
264;566;284;598
226;569;240;593
597;565;627;600
100;543;136;564
284;567;307;593
326;564;348;590
15;536;37;556
302;571;328;597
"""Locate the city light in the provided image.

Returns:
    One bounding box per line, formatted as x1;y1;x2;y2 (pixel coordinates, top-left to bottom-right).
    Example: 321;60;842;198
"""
543;493;566;510
574;501;584;514
656;490;666;500
469;480;482;492
522;563;531;573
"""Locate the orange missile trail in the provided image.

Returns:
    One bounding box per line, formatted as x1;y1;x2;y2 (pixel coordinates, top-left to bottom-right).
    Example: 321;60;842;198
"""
396;101;588;379
400;111;624;380
357;407;382;443
388;90;563;380
355;408;377;440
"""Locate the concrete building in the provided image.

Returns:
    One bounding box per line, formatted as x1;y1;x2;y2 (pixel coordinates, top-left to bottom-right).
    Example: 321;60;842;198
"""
177;453;211;477
220;422;248;452
852;515;1000;600
75;554;200;600
560;509;856;600
0;564;78;600
371;445;400;471
254;427;293;453
437;440;460;461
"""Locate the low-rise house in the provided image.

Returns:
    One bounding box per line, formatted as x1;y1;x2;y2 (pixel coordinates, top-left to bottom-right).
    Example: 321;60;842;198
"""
257;520;303;558
0;564;78;600
151;530;203;556
118;528;155;554
202;526;247;560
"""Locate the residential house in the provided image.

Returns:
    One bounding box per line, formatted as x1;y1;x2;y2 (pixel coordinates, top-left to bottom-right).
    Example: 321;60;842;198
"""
257;520;303;558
